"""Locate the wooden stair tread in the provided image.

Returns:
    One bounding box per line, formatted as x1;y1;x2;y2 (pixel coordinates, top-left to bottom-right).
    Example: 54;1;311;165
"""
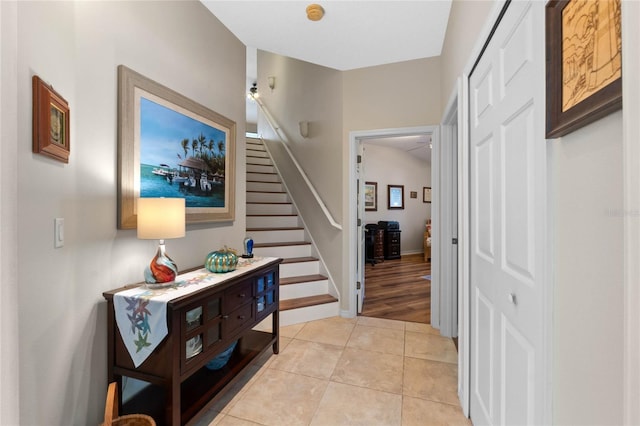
280;274;327;285
246;171;278;175
247;214;297;217
247;190;286;194
280;294;338;311
254;241;310;248
246;202;291;205
247;227;304;232
281;256;318;264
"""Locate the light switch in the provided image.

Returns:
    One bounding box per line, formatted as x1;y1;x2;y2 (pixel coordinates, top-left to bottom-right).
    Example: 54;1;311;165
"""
55;218;64;248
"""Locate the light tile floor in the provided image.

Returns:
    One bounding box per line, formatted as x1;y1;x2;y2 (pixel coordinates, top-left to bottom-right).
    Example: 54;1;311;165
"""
194;316;471;426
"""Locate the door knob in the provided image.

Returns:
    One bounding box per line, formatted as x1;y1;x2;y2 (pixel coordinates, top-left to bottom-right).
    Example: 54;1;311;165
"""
507;293;517;305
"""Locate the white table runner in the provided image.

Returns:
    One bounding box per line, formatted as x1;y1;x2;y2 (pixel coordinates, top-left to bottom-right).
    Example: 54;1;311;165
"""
113;256;275;367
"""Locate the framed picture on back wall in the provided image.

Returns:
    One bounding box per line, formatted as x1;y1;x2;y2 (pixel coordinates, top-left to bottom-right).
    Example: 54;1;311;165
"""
364;182;377;211
388;184;404;209
423;187;432;203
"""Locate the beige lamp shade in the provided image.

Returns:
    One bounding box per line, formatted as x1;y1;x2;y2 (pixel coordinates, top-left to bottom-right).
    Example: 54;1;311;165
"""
137;197;185;239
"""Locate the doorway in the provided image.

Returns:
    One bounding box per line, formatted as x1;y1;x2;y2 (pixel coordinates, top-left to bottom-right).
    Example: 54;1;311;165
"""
348;126;436;320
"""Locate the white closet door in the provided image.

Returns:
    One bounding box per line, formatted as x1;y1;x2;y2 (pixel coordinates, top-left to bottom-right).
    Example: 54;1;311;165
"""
469;1;548;424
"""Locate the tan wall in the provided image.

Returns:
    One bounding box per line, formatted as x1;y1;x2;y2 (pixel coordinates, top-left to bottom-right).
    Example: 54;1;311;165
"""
343;57;442;130
257;51;344;294
257;51;343;219
13;1;245;424
439;0;494;112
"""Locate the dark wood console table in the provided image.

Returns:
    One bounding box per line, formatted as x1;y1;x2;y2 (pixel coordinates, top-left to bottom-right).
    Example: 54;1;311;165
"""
103;257;281;425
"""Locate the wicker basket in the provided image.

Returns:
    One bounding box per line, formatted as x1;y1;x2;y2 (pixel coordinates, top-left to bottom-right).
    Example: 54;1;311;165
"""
100;382;156;426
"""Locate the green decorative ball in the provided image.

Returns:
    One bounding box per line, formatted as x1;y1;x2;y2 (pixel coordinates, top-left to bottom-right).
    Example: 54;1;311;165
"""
205;248;238;273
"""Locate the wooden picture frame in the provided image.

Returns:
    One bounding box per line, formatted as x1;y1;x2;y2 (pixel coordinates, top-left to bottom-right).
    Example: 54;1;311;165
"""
32;76;70;163
117;65;236;229
423;187;432;203
364;181;377;211
545;0;622;138
410;191;417;199
388;184;404;210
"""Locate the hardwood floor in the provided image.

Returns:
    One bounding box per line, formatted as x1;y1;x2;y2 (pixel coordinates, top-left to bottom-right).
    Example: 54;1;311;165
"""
361;254;431;324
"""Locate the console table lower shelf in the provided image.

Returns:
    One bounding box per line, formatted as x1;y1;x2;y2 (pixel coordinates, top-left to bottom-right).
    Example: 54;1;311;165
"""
103;258;282;426
119;330;274;425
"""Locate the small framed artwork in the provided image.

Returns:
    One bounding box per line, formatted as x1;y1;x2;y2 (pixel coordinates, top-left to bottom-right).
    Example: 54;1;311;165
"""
388;184;404;210
32;76;70;163
423;187;432;203
545;0;622;138
364;181;377;211
117;65;236;229
410;191;417;199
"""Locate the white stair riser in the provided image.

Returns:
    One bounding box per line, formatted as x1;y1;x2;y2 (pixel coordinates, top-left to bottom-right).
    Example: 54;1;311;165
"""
246;192;289;203
246;215;300;228
247;203;295;215
247;164;275;174
247;172;280;182
279;302;340;327
246;149;268;157
279;261;320;278
280;280;329;300
246;156;271;165
253;244;311;258
246;181;283;192
251;229;305;244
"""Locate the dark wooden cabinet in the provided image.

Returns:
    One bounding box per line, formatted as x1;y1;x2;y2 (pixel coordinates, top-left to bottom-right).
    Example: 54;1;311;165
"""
373;229;385;261
103;258;281;426
384;230;401;260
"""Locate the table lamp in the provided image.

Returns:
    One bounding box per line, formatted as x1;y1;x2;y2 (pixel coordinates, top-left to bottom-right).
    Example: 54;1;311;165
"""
137;197;185;287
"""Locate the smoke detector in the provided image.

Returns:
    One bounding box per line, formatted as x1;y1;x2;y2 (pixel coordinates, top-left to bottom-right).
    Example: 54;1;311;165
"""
306;4;324;21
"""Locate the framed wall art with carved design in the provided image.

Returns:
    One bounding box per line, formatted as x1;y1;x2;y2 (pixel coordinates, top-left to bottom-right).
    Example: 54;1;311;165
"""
546;0;622;138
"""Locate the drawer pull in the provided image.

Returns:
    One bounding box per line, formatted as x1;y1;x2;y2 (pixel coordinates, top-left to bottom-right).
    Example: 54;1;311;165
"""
239;293;246;298
238;315;246;320
222;315;229;320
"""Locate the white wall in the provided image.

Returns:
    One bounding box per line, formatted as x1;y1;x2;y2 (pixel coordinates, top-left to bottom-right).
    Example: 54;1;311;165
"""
362;144;431;254
550;111;624;425
0;1;20;424
13;1;246;424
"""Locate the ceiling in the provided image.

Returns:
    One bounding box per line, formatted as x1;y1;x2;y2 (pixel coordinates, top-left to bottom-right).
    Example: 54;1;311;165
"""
200;1;448;163
364;134;432;162
201;1;452;72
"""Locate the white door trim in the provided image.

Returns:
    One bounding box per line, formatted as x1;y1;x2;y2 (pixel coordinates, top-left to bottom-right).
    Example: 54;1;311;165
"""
441;78;467;413
622;1;640;424
437;83;460;339
346;125;436;318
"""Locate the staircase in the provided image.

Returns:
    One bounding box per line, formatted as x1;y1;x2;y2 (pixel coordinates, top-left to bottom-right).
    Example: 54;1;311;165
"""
246;138;339;326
